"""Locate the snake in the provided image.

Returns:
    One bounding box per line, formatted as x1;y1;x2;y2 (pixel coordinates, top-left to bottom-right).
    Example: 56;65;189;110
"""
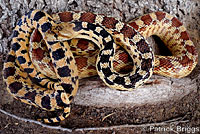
3;10;154;123
30;11;198;79
3;10;80;123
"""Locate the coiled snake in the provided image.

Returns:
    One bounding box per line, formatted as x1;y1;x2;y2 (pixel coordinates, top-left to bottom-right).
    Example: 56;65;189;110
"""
3;10;197;123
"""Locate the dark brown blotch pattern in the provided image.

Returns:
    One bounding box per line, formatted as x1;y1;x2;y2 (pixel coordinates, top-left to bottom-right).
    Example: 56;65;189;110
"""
80;12;96;23
58;12;73;22
101;16;118;29
120;24;137;38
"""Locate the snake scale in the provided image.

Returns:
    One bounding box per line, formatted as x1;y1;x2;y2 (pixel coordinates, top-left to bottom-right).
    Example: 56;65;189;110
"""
3;9;198;124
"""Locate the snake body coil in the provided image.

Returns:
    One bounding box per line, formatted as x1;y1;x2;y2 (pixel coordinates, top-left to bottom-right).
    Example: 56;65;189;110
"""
3;10;197;124
3;10;154;123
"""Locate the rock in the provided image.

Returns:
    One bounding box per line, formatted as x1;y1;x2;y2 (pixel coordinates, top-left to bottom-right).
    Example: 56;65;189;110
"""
74;74;198;108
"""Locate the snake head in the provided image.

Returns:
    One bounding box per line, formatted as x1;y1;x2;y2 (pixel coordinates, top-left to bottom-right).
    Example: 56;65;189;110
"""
44;22;78;41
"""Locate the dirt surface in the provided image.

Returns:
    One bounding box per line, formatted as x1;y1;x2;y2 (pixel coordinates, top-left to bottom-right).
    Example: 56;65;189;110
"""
0;62;200;133
0;85;200;134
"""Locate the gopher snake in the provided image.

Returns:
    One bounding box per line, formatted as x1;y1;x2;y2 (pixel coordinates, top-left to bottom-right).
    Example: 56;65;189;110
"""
3;10;197;123
3;10;153;123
